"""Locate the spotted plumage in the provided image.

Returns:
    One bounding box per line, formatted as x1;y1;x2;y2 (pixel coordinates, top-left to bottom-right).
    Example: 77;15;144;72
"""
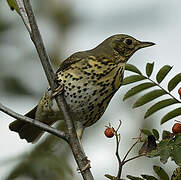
9;34;155;143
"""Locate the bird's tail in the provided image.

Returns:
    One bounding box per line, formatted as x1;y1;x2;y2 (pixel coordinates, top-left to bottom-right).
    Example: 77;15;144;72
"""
9;106;47;143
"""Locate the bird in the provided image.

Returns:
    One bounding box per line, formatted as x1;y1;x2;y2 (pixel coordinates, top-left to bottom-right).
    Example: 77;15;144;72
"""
9;34;155;143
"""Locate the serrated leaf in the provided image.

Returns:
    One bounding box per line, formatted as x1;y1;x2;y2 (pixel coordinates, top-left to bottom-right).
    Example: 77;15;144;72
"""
173;145;181;166
171;167;181;180
141;129;152;136
156;65;172;83
125;64;142;75
175;135;181;145
122;75;146;85
153;166;169;180
133;89;166;108
123;82;156;101
127;175;144;180
160;149;170;164
146;62;154;77
161;107;181;124
152;129;159;140
162;130;173;140
168;73;181;92
141;175;158;180
145;98;178;118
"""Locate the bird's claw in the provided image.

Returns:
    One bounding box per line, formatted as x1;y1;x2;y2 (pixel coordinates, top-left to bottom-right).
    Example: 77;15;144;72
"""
51;85;64;99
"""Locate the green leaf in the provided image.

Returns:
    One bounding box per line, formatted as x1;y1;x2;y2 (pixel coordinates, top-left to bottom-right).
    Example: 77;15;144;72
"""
152;129;159;140
175;135;181;145
125;64;142;75
7;0;20;14
153;166;169;180
168;73;181;92
133;89;166;108
123;82;156;101
160;149;170;164
162;130;173;140
144;98;178;118
173;145;181;166
141;175;158;180
161;107;181;124
146;62;154;77
105;174;116;180
156;65;172;83
141;129;152;136
122;75;146;85
127;175;144;180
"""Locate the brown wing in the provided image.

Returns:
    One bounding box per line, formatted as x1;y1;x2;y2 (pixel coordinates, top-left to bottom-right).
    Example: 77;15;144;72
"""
56;51;91;73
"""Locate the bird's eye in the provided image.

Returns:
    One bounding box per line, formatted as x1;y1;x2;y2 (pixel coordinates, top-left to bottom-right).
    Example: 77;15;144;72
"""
125;38;133;45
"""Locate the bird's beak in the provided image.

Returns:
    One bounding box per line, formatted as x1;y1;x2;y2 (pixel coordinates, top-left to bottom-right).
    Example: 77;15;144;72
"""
137;41;156;49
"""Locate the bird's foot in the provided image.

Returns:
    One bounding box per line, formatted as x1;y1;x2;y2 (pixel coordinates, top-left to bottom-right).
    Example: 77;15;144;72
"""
51;85;64;99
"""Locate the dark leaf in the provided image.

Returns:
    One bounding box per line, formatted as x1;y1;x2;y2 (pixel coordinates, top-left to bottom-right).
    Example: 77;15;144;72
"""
161;107;181;124
141;129;152;136
127;175;144;180
141;174;158;180
152;129;159;140
153;166;169;180
162;130;173;140
173;145;181;166
105;174;116;180
125;63;142;75
168;73;181;92
156;65;172;83
144;98;178;118
122;75;146;85
123;82;156;101
146;62;154;77
133;89;166;108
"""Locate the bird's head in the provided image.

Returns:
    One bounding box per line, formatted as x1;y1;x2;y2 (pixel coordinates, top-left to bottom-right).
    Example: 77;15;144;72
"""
99;34;155;63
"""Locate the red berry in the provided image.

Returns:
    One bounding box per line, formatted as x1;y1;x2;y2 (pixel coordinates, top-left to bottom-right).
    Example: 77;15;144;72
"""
172;123;181;134
178;87;181;99
104;127;114;138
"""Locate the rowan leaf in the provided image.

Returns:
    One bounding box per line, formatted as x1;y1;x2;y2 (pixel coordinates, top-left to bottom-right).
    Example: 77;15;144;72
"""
122;75;146;85
123;82;156;100
161;107;181;124
144;98;178;118
168;73;181;92
173;145;181;166
133;89;166;108
153;166;169;180
156;65;172;83
125;63;142;75
152;129;159;140
141;175;158;180
146;62;154;77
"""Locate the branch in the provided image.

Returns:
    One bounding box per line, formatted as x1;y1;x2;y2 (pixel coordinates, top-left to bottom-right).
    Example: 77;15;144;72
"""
0;102;68;142
12;0;94;179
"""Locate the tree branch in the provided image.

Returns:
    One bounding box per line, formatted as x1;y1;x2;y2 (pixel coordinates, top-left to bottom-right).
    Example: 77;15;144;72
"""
0;102;68;142
10;0;94;179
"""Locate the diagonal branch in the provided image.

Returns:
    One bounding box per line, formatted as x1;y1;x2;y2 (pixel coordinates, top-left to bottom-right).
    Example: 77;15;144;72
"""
0;102;68;142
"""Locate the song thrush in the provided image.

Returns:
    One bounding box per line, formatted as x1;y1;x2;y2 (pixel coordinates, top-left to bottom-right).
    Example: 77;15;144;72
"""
9;34;155;143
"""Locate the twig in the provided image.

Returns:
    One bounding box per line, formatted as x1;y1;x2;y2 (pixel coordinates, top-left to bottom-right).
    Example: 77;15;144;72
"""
14;0;31;33
12;0;94;179
0;102;68;142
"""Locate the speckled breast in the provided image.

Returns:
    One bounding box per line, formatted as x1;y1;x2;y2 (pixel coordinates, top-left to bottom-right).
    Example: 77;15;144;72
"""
56;56;125;127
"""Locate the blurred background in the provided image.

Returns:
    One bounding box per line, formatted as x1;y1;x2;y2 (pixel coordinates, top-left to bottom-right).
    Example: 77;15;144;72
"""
0;0;181;179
